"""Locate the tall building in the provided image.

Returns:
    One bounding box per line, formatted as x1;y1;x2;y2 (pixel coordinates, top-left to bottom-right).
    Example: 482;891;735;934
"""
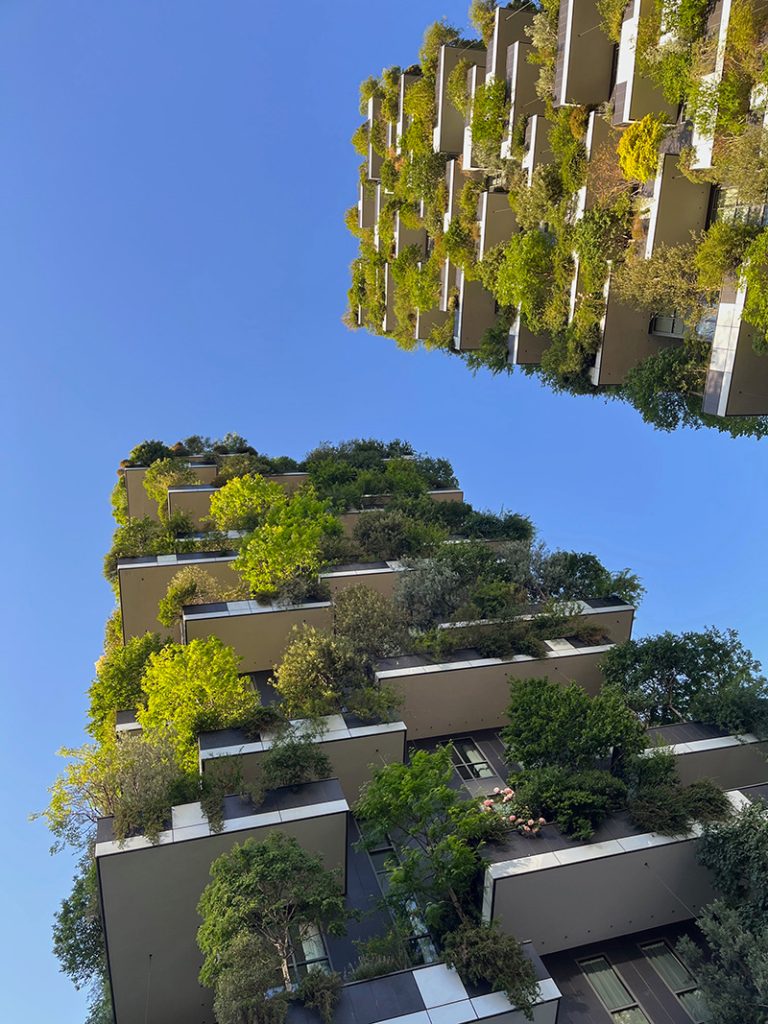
345;1;768;435
46;434;768;1024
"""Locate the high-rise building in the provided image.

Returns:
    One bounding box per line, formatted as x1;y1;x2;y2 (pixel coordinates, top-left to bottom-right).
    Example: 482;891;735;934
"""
48;435;768;1024
345;1;768;435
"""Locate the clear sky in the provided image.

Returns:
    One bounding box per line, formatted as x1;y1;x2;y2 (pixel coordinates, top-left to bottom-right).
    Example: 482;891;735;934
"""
1;1;766;1019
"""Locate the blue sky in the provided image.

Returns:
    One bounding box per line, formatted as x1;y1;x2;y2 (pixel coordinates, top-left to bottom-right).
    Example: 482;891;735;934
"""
1;1;766;1019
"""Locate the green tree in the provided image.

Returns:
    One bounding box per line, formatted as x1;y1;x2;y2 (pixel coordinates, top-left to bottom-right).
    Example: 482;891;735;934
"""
234;486;338;597
197;832;347;991
677;801;768;1023
616;114;667;181
138;638;257;771
600;628;768;729
443;922;538;1019
355;746;501;926
208;473;287;532
332;585;407;657
741;229;768;349
530;547;645;605
53;857;108;1001
87;632;166;740
157;566;239;631
503;679;645;770
495;231;557;332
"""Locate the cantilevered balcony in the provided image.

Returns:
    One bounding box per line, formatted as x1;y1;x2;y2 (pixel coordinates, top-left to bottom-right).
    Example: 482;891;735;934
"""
453;269;499;352
688;0;733;171
508;309;549;366
358;179;377;231
646;722;768;790
612;0;678;126
433;43;485;155
122;461;217;522
482;789;749;955
702;278;768;416
553;0;615;107
500;40;543;160
521;114;553;184
640;153;711;256
485;4;535;83
477;190;517;260
366;94;383;180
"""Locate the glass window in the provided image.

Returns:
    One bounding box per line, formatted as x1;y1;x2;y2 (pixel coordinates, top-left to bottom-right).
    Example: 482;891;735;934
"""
641;942;711;1023
451;737;495;780
367;841;437;965
579;957;650;1023
286;924;330;984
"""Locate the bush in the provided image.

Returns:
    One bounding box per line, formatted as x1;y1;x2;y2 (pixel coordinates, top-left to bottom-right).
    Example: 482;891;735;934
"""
138;638;256;772
447;57;471;115
208;474;287;532
296;968;342;1024
87;633;166;740
353;509;447;560
695;221;756;292
514;766;628;841
617;114;667;182
125;439;173;467
157;566;240;629
351;928;416;980
442;923;538;1017
741;229;768;349
333;585;407;658
495;230;558;332
469;0;498;44
142;458;199;518
628;776;729;836
261;731;332;790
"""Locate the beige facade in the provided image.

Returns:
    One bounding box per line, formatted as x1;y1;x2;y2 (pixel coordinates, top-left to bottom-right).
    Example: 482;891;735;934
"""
123;462;217;522
553;0;615;107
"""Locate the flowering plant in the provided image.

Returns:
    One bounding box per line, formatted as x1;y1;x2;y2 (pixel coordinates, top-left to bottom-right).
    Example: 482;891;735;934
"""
479;786;546;837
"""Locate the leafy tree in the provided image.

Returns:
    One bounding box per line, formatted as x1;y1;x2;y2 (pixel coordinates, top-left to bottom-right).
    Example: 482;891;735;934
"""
512;765;628;840
138;638;257;771
618;342;709;432
741;229;768;349
530;547;645;606
212;931;290;1024
677;801;768;1022
394;558;463;628
39;732;187;850
53;857;108;1001
110;478;128;525
616;113;667;181
353;509;448;560
503;679;645;770
495;230;557;332
355;746;502;927
469;0;498;43
197;832;347;991
443;922;538;1019
87;632;166;740
470;78;509;166
600;627;768;729
234;487;338;597
142;458;199;518
296;968;343;1024
260;729;332;790
273;625;400;722
613;241;712;325
125;439;172;466
208;474;287;532
694;221;756;292
332;585;408;658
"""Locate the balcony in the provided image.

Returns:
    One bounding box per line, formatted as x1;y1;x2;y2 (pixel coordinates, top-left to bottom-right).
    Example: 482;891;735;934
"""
199;712;407;802
508;308;548;366
612;0;677;126
122;461;217;522
97;779;349;1024
499;40;543;160
477;191;517;260
553;0;615;107
433;43;485;155
521;114;552;185
482;788;749;955
647;721;768;790
453;270;498;352
485;4;536;83
643;154;711;257
702;279;768;416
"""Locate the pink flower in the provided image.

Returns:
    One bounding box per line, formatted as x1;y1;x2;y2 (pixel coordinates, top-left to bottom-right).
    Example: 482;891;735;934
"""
482;799;494;807
523;825;531;833
527;819;535;826
538;817;546;824
508;814;516;822
493;787;501;794
503;787;514;795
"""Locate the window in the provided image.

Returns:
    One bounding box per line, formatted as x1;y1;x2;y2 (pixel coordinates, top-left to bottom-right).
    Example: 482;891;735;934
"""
640;942;711;1023
451;737;495;781
287;923;330;984
367;841;438;966
579;956;650;1023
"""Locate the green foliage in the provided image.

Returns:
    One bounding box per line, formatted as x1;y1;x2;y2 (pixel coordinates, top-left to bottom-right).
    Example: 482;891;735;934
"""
234;486;338;598
197;832;347;991
296;969;343;1024
39;732;188;850
470;77;509;165
260;730;332;790
513;766;628;840
273;625;400;723
572;196;631;292
618;342;710;433
469;0;498;44
125;439;173;466
359;75;383;115
354;508;448;561
418;20;460;79
350;927;417;980
209;473;287;532
495;230;558;332
504;679;645;771
695;220;756;292
110;478;128;525
157;565;240;630
597;0;628;41
711;124;768;205
447;58;471;115
87;633;166;740
442;923;538;1019
211;931;289;1024
142;457;199;518
333;585;407;658
614;240;711;324
138;638;256;772
628;775;729;836
600;627;768;729
530;547;645;605
356;746;502;929
617;114;667;182
53;857;108;1001
351;123;369;156
741;229;768;349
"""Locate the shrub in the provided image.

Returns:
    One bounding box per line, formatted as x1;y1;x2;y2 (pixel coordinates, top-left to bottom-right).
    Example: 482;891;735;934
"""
353;509;447;560
617;114;667;182
261;730;332;790
530;547;645;605
157;566;240;630
351;123;369;157
740;229;768;349
514;766;628;840
447;58;471;115
351;928;416;980
613;241;710;324
443;923;538;1018
296;969;342;1024
53;857;110;1020
470;78;509;165
597;0;629;41
208;474;287;532
333;585;408;658
125;439;172;466
711;124;768;205
695;221;756;292
469;0;498;44
628;777;729;836
495;230;558;331
394;558;463;628
142;458;199;518
110;478;128;525
138;638;256;772
87;633;166;740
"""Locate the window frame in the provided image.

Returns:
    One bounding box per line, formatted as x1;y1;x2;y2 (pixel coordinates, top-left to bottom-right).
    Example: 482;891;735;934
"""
450;735;496;782
639;940;711;1023
577;954;650;1022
